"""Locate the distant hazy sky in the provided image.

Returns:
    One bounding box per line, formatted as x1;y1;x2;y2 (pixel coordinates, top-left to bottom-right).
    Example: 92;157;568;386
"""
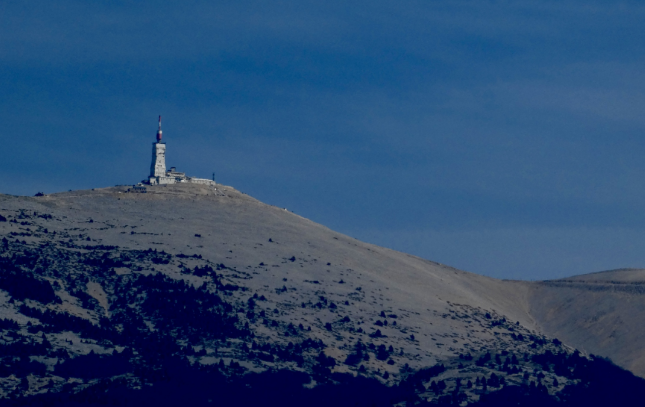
2;1;644;280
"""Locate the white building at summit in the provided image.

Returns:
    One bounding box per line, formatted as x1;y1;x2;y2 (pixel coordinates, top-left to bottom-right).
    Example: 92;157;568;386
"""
144;116;216;186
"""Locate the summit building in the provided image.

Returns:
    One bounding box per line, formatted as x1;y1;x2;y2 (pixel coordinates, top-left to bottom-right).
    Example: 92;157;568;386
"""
143;116;216;186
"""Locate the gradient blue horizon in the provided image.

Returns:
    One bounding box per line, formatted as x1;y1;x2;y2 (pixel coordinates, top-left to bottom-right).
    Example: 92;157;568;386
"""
1;1;644;280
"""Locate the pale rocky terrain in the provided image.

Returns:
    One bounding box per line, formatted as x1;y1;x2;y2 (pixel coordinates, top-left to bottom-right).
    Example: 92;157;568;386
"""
527;268;645;377
0;183;642;404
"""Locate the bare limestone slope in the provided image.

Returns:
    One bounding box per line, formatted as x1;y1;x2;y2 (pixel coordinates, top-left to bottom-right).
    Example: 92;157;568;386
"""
0;184;538;353
527;268;645;377
0;183;643;402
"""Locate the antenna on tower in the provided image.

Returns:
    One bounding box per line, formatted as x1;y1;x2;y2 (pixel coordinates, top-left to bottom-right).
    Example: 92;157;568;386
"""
156;115;163;141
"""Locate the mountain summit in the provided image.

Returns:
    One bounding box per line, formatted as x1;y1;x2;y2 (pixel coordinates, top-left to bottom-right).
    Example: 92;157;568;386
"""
0;184;644;406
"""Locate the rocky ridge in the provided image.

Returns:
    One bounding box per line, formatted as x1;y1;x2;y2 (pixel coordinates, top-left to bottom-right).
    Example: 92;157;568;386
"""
0;184;642;406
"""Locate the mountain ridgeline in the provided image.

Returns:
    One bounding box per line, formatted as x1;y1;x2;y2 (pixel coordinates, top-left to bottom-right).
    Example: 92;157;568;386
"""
0;184;644;406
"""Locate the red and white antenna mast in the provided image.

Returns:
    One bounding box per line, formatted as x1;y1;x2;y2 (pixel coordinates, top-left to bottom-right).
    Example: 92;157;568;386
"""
156;115;163;141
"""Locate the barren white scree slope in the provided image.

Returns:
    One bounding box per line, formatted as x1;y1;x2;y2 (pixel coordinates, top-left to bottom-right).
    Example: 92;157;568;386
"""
0;182;644;405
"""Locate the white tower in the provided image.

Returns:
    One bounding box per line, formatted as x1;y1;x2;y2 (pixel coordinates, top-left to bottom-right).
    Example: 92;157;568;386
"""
141;116;216;187
150;116;166;179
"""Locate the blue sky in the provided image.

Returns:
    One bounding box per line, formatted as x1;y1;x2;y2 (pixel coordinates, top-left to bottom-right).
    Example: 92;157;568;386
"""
1;1;645;279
